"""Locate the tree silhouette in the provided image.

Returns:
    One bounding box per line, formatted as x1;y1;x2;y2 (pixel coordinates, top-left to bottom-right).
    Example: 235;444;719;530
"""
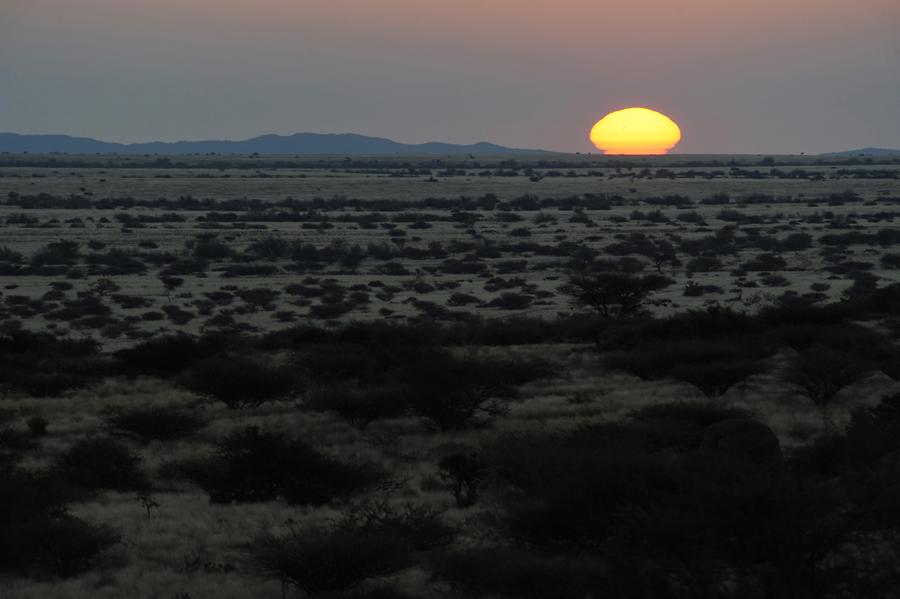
559;272;673;318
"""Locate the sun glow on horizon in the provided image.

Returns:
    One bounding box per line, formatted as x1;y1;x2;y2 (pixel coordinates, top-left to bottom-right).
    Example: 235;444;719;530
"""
590;107;682;155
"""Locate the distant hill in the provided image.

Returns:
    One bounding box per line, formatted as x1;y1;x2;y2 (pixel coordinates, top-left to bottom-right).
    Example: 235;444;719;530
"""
0;132;548;156
821;148;900;157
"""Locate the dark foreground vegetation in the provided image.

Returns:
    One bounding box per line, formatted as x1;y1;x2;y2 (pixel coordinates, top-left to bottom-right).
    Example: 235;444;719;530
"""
1;278;900;597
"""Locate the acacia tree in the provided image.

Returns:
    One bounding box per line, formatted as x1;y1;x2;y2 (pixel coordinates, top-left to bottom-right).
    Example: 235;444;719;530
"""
439;452;486;508
405;352;553;431
559;272;673;318
787;347;869;425
246;526;412;597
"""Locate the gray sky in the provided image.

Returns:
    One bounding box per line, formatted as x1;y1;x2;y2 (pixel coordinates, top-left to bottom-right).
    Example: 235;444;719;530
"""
2;0;898;153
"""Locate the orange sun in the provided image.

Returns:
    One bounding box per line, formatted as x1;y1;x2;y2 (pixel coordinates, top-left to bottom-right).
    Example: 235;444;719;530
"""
589;107;682;155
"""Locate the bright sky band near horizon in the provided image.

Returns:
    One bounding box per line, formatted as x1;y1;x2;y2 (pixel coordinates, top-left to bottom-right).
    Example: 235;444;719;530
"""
2;0;899;154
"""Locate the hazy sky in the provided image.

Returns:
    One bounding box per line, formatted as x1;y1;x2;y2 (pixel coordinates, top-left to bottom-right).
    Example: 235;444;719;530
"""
2;0;898;153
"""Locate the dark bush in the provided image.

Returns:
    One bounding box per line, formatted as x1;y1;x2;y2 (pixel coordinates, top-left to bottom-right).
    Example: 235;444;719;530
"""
304;383;409;429
487;292;534;310
248;236;289;260
160;258;208;276
335;500;456;552
162;304;194;325
430;547;604;599
222;264;280;277
843;392;900;462
700;418;783;468
107;406;206;443
0;427;35;452
27;415;48;438
180;354;301;408
786;346;869;411
55;437;147;492
667;357;764;398
629;402;750;450
3;513;120;579
605;339;770;390
0;472;119;581
191;237;235;260
686;256;722;273
559;272;673;318
486;414;900;598
447;292;481;307
438;452;485;508
115;333;228;377
188;427;381;505
246;525;413;596
310;301;355;320
85;250;146;275
882;253;900;269
404;351;555;430
32;241;79;266
2;371;92;398
741;252;787;271
236;287;279;307
0;331;102;397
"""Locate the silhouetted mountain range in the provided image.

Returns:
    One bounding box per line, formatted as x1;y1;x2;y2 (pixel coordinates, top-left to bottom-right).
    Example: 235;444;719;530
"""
0;132;549;156
821;148;900;157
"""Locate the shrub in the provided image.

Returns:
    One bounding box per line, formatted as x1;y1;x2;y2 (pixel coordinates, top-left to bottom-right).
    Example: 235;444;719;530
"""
667;358;764;398
629;402;750;450
160;258;208;276
447;292;481;307
559;272;673;318
55;437;147;492
188;427;381;505
335;500;456;552
843;393;900;462
0;427;34;452
485;417;890;599
180;354;301;408
682;281;723;297
686;256;722;273
741;252;787;271
2;513;120;578
304;383;409;429
248;236;289;260
107;406;206;443
487;292;534;310
236;287;279;307
192;237;235;260
160;276;184;295
438;452;486;508
786;346;869;411
0;332;102;397
0;246;24;264
27;415;48;438
3;372;92;398
115;333;227;377
605;338;770;386
85;250;146;275
246;525;413;596
310;301;355;320
881;253;900;269
404;352;554;430
32;241;80;266
486;425;664;549
162;304;194;324
430;547;604;599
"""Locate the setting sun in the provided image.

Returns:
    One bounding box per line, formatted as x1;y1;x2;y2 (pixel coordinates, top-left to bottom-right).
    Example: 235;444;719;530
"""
590;107;682;155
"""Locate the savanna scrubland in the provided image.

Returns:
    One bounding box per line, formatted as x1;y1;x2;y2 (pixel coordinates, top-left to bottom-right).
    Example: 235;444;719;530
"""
0;153;899;598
